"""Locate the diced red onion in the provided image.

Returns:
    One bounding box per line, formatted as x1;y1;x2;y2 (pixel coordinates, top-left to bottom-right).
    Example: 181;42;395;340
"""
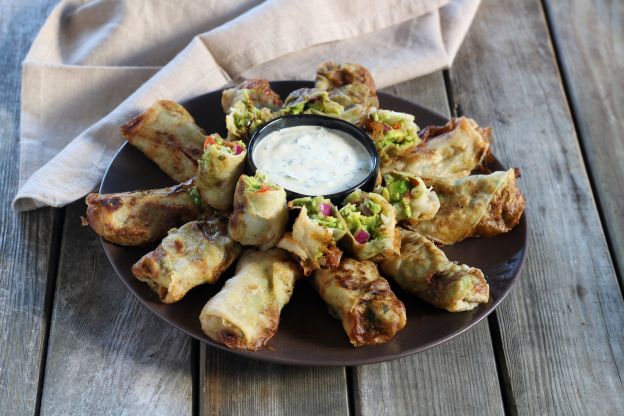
319;203;332;216
354;230;370;244
382;123;391;132
233;144;244;155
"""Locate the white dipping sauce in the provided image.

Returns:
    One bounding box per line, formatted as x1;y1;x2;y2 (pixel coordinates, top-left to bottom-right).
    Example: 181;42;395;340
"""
253;125;372;195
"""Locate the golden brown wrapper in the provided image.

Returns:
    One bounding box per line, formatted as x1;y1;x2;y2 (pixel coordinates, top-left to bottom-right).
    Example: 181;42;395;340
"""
84;179;204;246
408;169;525;245
381;230;489;312
132;216;241;303
199;248;301;351
381;117;491;178
121;100;205;182
228;174;288;250
314;258;406;347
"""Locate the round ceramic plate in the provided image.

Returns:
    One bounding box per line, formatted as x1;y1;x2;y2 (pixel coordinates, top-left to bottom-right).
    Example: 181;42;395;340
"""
100;81;527;366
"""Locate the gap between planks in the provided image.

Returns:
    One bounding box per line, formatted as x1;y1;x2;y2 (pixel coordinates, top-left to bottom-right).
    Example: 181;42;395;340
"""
539;0;624;299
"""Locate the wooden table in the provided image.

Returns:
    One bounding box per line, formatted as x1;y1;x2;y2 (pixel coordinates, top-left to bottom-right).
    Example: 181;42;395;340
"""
2;0;623;414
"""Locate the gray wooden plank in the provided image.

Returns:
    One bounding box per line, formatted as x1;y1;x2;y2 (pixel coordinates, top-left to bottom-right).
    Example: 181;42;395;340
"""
543;0;624;285
200;344;349;415
0;1;63;414
449;0;624;414
39;201;193;415
353;73;505;416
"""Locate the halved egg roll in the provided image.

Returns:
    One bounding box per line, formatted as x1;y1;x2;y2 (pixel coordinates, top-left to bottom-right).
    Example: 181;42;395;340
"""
228;172;288;250
221;79;282;114
381;117;491;178
381;230;489;312
277;197;347;275
131;216;241;303
363;109;420;161
196;133;246;211
199;248;302;351
315;61;377;94
374;171;440;224
281;88;344;117
409;169;525;245
222;79;281;142
121;100;205;182
84;179;205;246
339;190;400;261
314;258;406;347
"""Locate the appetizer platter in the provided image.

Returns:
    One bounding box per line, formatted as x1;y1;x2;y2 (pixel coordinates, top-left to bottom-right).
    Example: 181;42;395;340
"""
85;62;527;366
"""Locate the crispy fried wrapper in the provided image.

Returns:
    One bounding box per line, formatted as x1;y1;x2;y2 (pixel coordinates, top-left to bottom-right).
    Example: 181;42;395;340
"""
121;100;205;182
221;79;282;114
374;171;440;224
339;190;400;261
277;197;347;276
228;173;288;250
381;117;491;178
199;248;302;351
381;230;489;312
196;134;246;211
314;258;406;347
222;79;282;142
131;216;241;303
363;109;420;161
409;169;525;245
84;179;205;246
315;61;377;95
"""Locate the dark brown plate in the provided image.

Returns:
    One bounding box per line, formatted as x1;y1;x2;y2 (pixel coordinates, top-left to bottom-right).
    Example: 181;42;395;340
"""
100;81;527;366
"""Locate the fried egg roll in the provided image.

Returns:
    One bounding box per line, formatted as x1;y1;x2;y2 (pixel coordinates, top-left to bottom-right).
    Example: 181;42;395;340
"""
315;62;377;93
339;190;399;261
121;100;205;182
374;171;440;224
199;248;302;351
381;117;491;178
132;216;241;303
222;79;281;142
196;134;246;211
381;230;489;312
221;79;282;113
364;109;420;161
314;258;406;347
84;179;205;246
277;197;347;275
409;169;525;245
228;173;288;250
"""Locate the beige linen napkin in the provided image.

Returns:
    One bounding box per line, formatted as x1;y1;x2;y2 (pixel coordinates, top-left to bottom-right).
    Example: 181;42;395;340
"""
13;0;480;211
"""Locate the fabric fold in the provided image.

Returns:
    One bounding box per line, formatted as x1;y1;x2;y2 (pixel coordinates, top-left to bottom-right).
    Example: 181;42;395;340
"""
14;0;481;211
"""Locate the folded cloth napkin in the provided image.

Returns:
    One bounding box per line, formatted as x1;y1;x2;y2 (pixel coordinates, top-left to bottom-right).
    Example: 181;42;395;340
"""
13;0;480;211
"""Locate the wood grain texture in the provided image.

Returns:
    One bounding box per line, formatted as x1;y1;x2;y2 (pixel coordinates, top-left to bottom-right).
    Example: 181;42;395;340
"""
39;202;193;415
543;0;624;284
449;0;624;414
0;1;62;414
353;73;504;416
200;344;349;416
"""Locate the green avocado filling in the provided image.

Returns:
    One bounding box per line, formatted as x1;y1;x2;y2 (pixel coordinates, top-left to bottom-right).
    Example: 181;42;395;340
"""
379;173;427;219
291;196;343;230
368;109;420;157
204;135;246;156
188;187;202;207
282;90;344;117
340;193;383;240
226;91;276;140
243;173;279;193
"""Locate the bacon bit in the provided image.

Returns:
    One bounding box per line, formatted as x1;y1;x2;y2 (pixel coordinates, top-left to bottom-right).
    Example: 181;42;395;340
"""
392;122;401;129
